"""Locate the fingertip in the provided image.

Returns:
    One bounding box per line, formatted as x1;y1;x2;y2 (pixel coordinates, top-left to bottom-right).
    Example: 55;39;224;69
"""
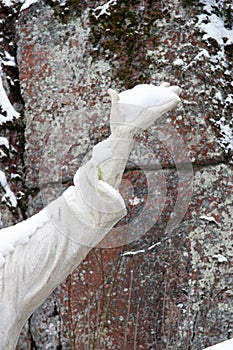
168;86;182;96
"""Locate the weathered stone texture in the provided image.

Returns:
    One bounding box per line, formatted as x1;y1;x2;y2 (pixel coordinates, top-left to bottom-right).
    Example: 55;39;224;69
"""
0;5;26;227
1;0;232;349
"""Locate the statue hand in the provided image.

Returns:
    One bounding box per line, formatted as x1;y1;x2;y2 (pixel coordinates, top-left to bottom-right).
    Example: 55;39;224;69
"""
109;83;181;137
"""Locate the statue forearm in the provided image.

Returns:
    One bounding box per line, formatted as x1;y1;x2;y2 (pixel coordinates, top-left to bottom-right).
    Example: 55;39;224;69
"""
0;83;182;350
0;185;125;350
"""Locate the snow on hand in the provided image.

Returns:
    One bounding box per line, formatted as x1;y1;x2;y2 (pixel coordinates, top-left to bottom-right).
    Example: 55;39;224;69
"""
118;84;181;122
118;84;180;109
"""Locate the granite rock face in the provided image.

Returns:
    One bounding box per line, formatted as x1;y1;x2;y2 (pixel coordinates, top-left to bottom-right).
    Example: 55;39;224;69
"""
0;4;25;227
0;0;232;349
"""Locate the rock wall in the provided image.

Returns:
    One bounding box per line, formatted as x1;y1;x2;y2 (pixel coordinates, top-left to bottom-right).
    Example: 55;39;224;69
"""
0;0;233;349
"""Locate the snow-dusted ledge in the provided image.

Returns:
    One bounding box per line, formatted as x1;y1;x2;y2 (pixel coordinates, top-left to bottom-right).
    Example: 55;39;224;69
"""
0;83;181;350
204;338;233;350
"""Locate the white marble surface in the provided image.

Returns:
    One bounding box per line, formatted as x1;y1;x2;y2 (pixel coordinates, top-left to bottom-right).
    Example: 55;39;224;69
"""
204;338;233;350
0;83;181;349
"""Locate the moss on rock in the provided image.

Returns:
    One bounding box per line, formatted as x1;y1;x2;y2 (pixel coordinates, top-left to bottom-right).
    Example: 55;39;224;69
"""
89;0;163;88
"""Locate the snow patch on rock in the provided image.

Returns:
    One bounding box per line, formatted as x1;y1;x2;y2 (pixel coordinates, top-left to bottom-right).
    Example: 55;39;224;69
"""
0;170;17;208
0;64;20;124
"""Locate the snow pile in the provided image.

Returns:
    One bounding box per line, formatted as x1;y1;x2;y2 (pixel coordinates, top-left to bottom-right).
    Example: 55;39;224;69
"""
129;196;144;206
173;48;210;71
200;215;219;225
0;27;23;210
1;0;39;10
216;116;233;153
1;0;23;7
2;51;17;67
0;137;9;150
195;0;233;67
212;253;228;263
0;60;19;209
195;0;233;157
92;0;117;19
20;0;39;11
196;13;233;49
122;249;145;256
0;171;17;207
0;210;48;268
0;64;20;125
173;58;185;67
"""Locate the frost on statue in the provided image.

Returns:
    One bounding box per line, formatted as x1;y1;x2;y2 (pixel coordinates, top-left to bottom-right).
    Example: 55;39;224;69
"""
0;83;181;350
